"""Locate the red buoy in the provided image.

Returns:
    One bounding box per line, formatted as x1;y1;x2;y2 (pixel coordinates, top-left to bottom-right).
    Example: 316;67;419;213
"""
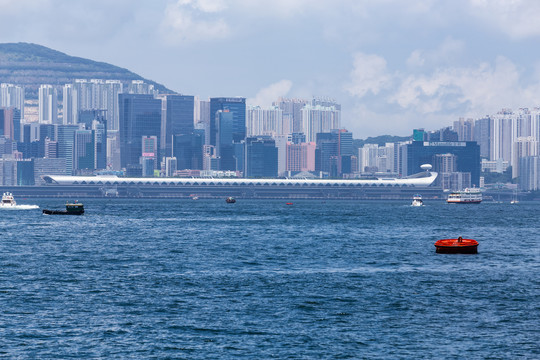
434;237;478;254
286;202;293;205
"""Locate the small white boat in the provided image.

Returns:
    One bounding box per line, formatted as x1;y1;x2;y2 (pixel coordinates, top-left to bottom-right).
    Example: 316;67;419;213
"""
510;190;519;204
0;192;16;207
411;194;423;206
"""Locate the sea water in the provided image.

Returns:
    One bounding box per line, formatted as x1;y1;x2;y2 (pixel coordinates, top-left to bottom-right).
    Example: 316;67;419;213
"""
0;199;538;358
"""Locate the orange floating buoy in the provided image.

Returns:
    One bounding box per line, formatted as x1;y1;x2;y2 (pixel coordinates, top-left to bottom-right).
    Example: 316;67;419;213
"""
286;202;293;205
434;237;478;254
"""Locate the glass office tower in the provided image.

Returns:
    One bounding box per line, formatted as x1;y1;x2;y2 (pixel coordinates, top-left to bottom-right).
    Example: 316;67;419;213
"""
209;97;246;145
119;94;161;169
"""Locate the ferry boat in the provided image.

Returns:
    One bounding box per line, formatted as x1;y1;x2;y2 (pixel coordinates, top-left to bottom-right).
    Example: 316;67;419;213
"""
411;194;423;206
42;201;84;215
0;192;16;207
447;188;482;204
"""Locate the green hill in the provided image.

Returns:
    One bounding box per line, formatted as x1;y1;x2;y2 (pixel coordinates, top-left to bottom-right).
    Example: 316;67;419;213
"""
0;42;174;98
352;134;411;150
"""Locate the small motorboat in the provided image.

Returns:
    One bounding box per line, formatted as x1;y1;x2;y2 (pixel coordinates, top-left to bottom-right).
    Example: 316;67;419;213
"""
411;194;423;206
0;192;16;207
434;237;478;254
42;201;85;215
225;197;236;203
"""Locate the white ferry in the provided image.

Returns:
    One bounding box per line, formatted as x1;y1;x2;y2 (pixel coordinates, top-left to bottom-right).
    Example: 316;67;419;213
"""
447;188;482;204
411;194;423;206
0;192;16;207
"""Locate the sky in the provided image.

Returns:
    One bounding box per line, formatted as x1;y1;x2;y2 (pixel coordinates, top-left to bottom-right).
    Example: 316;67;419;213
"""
2;0;540;138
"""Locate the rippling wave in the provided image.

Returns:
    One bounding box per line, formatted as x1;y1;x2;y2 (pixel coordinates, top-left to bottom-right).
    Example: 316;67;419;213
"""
0;199;538;358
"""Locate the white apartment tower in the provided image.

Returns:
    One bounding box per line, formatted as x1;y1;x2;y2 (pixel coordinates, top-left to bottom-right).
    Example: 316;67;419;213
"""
512;136;539;178
246;106;284;137
0;83;25;115
301;105;340;142
38;85;58;124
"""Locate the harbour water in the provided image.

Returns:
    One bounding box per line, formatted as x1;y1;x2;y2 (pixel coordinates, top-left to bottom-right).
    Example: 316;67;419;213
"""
1;199;538;358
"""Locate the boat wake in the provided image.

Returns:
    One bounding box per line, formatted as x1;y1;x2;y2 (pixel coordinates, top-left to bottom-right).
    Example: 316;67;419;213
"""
0;204;40;210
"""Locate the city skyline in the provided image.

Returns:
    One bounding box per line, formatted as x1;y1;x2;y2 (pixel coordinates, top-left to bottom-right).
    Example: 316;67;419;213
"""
3;1;540;137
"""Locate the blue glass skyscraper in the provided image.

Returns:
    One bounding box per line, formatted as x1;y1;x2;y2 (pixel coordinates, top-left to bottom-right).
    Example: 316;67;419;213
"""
209;97;246;145
160;94;195;157
245;136;278;178
119;94;161;169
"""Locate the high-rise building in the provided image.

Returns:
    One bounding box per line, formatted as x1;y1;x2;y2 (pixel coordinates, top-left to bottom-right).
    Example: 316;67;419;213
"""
165;157;177;176
519;156;540;190
118;94;161;169
512;136;539;178
474;117;491;159
246;105;283;136
158;94;195;157
203;145;218;171
209;97;246;145
273;135;288;176
0;83;25;116
66;79;123;130
198;99;210;145
107;131;121;170
56;124;80;174
141;135;158;170
216;110;235;171
105;80;123;131
289;132;306;144
301;105;340;142
128;80;155;95
245;136;277;178
273;98;308;134
405;140;481;186
172;131;204;170
0;107;21;141
92;120;107;170
453;118;475;141
74;129;95;170
44;137;58;158
38;85;58;124
490;109;515;163
286;142;316;172
62;84;75;125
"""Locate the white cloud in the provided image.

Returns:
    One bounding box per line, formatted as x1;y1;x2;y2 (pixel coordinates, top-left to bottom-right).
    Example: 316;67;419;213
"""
185;0;227;13
160;0;230;43
346;51;540;135
468;0;540;39
247;80;293;106
407;37;465;69
345;52;392;98
390;56;536;115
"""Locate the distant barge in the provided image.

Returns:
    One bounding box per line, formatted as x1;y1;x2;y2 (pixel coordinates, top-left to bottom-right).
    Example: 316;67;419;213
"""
43;202;84;215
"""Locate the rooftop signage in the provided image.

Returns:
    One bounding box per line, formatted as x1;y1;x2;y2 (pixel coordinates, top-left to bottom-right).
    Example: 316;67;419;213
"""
423;141;466;147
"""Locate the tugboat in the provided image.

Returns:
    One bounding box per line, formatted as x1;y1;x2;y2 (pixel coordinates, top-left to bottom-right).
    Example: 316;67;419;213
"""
0;192;16;207
225;197;236;203
411;194;423;206
42;201;85;215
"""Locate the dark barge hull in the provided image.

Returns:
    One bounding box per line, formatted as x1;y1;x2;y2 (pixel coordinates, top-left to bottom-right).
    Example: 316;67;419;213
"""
42;209;84;215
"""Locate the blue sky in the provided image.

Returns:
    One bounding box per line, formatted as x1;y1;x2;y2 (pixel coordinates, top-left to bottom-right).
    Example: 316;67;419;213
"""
2;0;540;137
